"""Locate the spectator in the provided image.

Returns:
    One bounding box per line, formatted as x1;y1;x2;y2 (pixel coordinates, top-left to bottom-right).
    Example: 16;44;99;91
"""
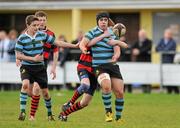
131;29;152;93
156;28;179;94
156;28;176;63
131;29;152;62
0;30;10;62
58;35;70;67
8;29;18;62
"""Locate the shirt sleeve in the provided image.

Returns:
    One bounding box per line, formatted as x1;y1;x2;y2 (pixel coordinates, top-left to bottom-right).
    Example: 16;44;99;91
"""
109;28;119;40
85;30;94;41
15;40;23;52
43;32;55;45
52;45;59;52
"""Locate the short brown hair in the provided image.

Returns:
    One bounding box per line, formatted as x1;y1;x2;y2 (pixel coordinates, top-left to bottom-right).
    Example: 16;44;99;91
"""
35;11;47;18
25;15;39;26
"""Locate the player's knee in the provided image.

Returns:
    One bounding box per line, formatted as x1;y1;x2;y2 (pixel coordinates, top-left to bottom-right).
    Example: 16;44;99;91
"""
22;83;29;90
33;84;40;95
102;85;111;93
115;89;124;98
99;74;111;93
80;101;89;108
98;73;110;85
81;103;88;108
77;83;90;94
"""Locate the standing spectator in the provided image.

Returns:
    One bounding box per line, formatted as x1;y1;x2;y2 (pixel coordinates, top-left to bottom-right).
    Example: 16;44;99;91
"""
131;29;152;93
156;28;179;94
156;28;176;63
0;30;10;62
8;29;18;62
131;29;152;62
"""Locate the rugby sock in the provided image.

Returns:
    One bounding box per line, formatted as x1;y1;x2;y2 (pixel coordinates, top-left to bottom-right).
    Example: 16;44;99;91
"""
20;92;28;113
115;98;124;120
30;95;40;117
102;93;112;113
69;90;82;104
61;101;82;116
44;98;52;116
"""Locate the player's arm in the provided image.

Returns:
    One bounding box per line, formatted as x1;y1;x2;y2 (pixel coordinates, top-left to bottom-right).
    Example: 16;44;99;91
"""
55;40;79;48
108;18;115;27
108;39;128;48
79;37;90;54
87;30;111;47
50;46;59;80
15;40;43;62
111;46;121;63
15;51;43;62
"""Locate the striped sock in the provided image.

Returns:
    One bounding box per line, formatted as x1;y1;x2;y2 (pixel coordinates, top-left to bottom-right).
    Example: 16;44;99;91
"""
69;90;82;104
61;101;82;116
102;93;112;113
30;95;40;117
44;98;52;116
20;92;28;113
115;98;124;120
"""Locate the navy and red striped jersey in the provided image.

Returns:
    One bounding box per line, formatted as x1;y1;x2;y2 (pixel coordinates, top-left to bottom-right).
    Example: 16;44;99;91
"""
77;47;93;73
43;29;58;59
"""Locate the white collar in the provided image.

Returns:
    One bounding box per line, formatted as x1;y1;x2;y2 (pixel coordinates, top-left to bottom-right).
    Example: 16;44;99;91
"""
97;26;104;32
25;31;38;40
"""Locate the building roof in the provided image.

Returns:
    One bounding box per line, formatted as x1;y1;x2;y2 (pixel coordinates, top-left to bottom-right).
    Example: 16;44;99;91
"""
0;0;180;10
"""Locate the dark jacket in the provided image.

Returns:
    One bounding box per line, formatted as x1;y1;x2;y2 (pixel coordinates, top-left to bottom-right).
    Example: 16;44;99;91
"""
156;38;176;63
132;38;152;62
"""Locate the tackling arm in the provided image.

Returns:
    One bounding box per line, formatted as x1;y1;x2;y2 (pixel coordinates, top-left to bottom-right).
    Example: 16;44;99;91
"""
15;51;43;62
111;46;121;62
55;40;79;48
79;37;90;54
87;30;111;47
108;39;128;48
50;51;59;79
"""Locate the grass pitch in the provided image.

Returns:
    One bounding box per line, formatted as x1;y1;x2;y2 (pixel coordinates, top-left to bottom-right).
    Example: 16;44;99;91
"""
0;90;180;128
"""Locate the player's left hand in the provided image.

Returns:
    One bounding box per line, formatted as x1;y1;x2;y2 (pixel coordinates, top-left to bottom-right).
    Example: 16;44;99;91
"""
50;68;56;80
75;42;80;48
111;54;119;63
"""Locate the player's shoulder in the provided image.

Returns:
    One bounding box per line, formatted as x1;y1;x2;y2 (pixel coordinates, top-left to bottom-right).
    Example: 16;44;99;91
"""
37;30;45;35
46;29;55;36
37;30;47;37
87;26;99;35
108;27;114;35
17;33;28;42
92;26;100;33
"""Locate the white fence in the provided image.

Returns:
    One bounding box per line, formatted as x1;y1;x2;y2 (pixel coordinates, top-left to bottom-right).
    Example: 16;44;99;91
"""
1;62;180;86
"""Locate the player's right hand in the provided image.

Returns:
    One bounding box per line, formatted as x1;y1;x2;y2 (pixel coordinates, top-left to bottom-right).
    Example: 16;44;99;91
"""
81;48;90;54
75;42;80;48
16;59;21;67
33;54;44;62
103;30;111;38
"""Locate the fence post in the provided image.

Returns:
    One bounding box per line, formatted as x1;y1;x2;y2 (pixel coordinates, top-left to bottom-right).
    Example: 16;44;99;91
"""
159;52;163;92
62;63;67;89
